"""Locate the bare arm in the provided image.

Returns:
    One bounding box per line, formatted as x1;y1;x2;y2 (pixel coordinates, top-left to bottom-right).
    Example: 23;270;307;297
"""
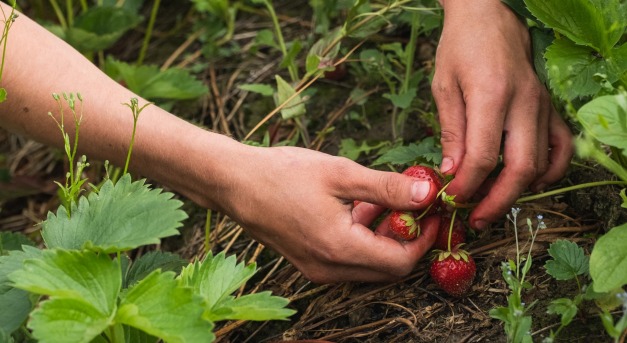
0;3;442;283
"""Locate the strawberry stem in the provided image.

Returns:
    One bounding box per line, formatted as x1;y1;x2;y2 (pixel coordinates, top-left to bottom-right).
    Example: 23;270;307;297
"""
447;208;458;252
415;180;452;220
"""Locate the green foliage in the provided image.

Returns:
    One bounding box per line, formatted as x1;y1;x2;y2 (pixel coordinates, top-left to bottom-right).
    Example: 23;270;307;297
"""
274;75;306;119
590;223;627;293
338;138;389;161
42;174;187;253
544;240;589;281
576;94;627;159
0;232;35;255
105;58;209;101
47;6;142;53
371;137;441;167
123;251;187;288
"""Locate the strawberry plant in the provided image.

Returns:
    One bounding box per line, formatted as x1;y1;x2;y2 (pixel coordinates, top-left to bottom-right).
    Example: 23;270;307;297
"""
0;94;295;342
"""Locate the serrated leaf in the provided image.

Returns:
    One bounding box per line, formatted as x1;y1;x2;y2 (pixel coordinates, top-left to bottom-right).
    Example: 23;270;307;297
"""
0;288;32;335
590;223;627;292
576;94;627;153
0;232;35;255
10;249;120;315
382;88;417;109
42;174;187;253
547;298;578;326
0;246;43;293
237;83;274;96
28;298;111;343
117;270;213;343
209;291;295;321
337;138;388;161
106;58;208;101
529;27;554;85
545;38;613;100
544;240;589;280
178;252;255;309
371;137;441;166
524;0;624;54
178;252;294;322
124;251;187;288
275;75;306;119
50;6;142;53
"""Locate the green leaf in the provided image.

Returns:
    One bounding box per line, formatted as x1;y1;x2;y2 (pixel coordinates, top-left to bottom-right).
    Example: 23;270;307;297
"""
178;252;255;310
371;137;441;166
10;249;120;315
547;298;578;326
51;6;142;53
590;223;627;292
0;288;32;335
275;75;306;119
208;291;295;322
621;189;627;208
237;83;274;96
382;88;417;109
576;93;627;153
42;174;187;253
0;88;6;103
0;232;35;255
545;38;613;100
179;252;294;322
544;240;589;280
524;0;624;54
337;138;388;161
529;27;554;85
124;251;187;288
28;298;112;343
0;246;43;293
124;326;159;343
105;58;209;101
117;270;213;342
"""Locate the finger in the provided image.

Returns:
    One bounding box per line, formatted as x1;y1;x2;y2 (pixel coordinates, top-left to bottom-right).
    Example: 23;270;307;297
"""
530;110;574;191
334;162;438;211
352;201;387;226
445;88;508;203
298;216;440;283
467;95;540;229
431;75;467;175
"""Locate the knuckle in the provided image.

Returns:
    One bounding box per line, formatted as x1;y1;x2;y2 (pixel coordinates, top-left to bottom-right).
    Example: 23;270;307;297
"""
467;153;500;174
440;129;461;145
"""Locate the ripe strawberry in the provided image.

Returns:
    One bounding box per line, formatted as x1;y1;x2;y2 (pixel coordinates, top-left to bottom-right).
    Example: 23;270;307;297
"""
429;249;476;297
433;215;466;251
402;165;444;214
388;210;419;241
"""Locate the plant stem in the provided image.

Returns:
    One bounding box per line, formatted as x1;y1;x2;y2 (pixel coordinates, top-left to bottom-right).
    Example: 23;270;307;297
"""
204;209;212;254
263;0;298;81
447;208;457;251
136;0;160;66
0;4;16;84
65;0;73;27
515;180;627;203
49;0;68;29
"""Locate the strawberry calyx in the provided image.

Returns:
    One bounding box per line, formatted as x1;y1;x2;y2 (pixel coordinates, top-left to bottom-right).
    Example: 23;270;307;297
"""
432;247;471;263
399;212;420;236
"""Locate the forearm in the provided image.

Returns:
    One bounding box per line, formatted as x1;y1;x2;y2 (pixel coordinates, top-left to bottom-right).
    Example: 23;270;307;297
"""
0;2;242;210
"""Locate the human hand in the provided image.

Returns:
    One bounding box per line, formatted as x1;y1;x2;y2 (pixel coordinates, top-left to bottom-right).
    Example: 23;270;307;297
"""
431;0;574;229
214;145;441;283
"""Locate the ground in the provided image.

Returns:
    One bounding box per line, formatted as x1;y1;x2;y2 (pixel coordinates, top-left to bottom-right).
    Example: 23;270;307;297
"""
1;1;625;342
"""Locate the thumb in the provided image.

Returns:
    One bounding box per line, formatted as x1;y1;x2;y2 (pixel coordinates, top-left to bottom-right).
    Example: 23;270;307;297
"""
336;166;438;210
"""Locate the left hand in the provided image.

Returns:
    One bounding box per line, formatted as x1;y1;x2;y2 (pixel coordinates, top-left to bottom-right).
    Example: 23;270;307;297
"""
431;0;574;229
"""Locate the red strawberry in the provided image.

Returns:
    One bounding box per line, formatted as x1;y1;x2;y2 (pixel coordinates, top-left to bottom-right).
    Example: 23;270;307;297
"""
388;210;419;241
402;165;444;214
433;215;467;251
429;249;476;297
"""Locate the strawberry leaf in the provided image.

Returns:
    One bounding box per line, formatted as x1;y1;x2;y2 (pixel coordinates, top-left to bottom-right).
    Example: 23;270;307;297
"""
42;174;187;254
123;251;187;288
590;223;627;292
0;288;32;336
547;297;579;326
371;137;441;166
178;252;295;322
576;93;627;155
117;270;213;342
544;240;589;280
10;250;121;315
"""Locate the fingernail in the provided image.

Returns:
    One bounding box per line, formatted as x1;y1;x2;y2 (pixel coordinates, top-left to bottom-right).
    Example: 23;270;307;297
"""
412;180;431;203
440;157;454;173
473;220;488;230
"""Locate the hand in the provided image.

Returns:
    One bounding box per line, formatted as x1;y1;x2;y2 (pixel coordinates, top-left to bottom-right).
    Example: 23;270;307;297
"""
213;145;441;283
431;0;573;229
